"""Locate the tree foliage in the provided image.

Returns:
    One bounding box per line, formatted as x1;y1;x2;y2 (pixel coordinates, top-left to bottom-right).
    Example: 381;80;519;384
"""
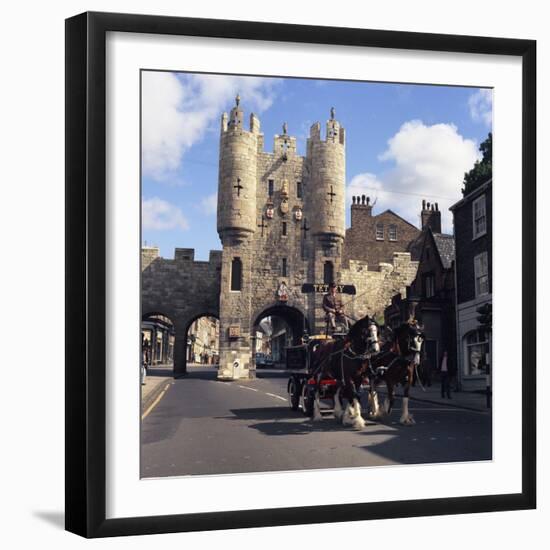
463;133;492;196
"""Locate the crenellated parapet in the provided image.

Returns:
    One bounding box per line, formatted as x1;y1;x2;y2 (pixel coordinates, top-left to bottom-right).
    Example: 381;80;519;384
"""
342;252;419;319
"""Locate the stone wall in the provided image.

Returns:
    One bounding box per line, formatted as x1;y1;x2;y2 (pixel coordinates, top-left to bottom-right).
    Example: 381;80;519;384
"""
342;252;419;320
141;247;222;376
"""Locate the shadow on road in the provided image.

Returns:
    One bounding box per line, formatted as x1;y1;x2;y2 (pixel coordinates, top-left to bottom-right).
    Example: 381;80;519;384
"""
254;369;290;380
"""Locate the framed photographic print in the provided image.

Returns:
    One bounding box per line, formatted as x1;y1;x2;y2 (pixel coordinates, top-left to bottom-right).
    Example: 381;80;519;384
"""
65;11;536;538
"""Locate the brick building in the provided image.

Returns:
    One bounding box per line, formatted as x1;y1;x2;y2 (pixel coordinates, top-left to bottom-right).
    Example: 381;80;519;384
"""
450;179;492;390
343;195;421;269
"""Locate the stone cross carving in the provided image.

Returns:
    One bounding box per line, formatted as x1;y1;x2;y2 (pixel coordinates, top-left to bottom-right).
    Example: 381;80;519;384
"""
327;185;336;203
233;178;243;197
257;215;267;236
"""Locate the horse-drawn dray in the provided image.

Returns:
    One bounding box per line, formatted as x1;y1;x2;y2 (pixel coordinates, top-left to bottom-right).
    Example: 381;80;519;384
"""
286;334;349;417
285;316;425;428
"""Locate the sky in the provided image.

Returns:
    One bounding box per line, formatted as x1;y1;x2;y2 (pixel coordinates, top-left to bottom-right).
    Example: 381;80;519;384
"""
141;71;492;260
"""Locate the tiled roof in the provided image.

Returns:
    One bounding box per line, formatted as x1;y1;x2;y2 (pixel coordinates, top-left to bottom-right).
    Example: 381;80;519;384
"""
432;233;455;269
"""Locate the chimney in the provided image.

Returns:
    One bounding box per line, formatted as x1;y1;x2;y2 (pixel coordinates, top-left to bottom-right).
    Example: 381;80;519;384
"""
421;199;441;233
351;195;373;227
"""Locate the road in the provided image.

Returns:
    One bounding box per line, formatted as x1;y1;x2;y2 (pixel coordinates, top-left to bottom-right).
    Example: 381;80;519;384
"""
141;367;492;478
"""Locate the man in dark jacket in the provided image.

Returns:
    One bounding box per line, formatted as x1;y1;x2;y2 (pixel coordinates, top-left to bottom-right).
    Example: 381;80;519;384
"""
322;282;348;332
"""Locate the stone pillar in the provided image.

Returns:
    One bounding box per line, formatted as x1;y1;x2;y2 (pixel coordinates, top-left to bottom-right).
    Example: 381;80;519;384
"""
173;325;188;377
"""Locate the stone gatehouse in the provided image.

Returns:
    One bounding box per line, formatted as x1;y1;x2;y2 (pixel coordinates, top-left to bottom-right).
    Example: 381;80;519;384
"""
141;97;421;379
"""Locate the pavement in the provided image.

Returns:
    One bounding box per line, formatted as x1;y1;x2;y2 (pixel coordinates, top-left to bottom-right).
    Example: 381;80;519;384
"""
141;365;175;416
398;382;490;412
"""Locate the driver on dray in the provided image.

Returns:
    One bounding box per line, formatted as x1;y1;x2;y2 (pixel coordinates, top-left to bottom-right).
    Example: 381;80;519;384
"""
322;282;349;333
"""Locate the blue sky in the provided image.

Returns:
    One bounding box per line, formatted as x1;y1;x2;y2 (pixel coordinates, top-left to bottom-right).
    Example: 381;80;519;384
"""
142;71;492;260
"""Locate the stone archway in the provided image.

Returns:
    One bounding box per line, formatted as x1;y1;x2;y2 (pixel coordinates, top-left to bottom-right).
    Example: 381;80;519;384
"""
251;303;309;369
183;313;220;371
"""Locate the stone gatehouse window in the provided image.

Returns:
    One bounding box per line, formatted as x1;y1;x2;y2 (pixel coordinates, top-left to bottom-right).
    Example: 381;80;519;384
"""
282;258;288;277
389;224;397;241
282;222;287;236
375;223;384;240
268;179;274;197
323;261;334;284
230;257;242;291
296;181;303;199
472;195;487;239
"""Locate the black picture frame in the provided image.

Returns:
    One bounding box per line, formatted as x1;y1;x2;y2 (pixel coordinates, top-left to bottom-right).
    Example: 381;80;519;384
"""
65;11;536;538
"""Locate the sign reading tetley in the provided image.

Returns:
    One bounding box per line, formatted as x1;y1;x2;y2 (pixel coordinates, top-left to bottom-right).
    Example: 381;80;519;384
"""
301;283;356;295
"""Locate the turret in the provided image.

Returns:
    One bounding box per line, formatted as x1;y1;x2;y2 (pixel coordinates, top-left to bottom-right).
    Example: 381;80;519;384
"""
217;95;259;243
307;107;346;243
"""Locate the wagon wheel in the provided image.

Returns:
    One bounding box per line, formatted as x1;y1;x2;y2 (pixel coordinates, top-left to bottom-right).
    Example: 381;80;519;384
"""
301;382;314;417
288;377;301;411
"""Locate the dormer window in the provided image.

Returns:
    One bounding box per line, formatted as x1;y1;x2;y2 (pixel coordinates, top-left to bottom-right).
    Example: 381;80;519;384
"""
375;223;384;240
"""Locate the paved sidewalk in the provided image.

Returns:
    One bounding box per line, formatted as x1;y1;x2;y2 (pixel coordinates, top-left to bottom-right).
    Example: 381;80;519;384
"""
405;383;490;412
141;365;174;415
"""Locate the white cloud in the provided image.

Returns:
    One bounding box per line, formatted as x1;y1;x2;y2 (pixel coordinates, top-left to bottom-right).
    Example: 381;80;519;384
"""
142;72;278;181
200;192;218;216
348;120;480;232
142;197;189;231
468;89;493;127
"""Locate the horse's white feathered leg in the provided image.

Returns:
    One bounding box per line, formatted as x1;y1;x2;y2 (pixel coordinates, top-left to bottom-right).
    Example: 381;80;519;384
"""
333;387;343;421
369;391;381;418
313;390;323;421
342;402;354;426
400;397;415;425
352;399;366;430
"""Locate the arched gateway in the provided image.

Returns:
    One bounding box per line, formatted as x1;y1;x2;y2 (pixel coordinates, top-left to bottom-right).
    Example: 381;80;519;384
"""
142;99;421;380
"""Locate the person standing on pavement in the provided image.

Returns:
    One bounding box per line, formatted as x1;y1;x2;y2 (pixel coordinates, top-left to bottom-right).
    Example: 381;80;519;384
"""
439;350;451;398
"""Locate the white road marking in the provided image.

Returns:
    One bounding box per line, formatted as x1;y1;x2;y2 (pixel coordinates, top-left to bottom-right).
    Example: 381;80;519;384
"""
266;392;288;401
237;385;259;392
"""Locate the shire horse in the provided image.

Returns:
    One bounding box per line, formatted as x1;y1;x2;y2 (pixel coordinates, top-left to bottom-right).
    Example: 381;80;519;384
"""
368;320;425;425
309;314;380;429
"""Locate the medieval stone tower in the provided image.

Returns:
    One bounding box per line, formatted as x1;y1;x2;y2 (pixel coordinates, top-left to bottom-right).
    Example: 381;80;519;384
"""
141;96;420;380
216;96;346;380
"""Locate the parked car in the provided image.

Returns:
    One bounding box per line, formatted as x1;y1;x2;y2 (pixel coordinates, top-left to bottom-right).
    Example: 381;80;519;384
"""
255;353;274;368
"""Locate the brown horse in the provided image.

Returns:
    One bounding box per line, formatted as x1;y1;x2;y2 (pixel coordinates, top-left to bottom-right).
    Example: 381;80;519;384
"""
309;315;380;429
368;321;424;425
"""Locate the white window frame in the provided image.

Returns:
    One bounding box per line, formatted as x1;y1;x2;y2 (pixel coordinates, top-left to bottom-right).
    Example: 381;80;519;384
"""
375;223;384;240
474;251;489;297
472;195;487;239
463;329;489;377
389;224;397;241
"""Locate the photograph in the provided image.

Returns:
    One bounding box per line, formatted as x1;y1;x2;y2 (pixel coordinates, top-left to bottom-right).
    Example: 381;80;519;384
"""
140;71;493;478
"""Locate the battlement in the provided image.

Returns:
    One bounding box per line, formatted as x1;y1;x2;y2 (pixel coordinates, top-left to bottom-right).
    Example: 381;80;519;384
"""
142;247;222;271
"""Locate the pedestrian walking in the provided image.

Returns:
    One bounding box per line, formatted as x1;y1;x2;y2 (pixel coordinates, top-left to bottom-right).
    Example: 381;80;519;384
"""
439;350;451;398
